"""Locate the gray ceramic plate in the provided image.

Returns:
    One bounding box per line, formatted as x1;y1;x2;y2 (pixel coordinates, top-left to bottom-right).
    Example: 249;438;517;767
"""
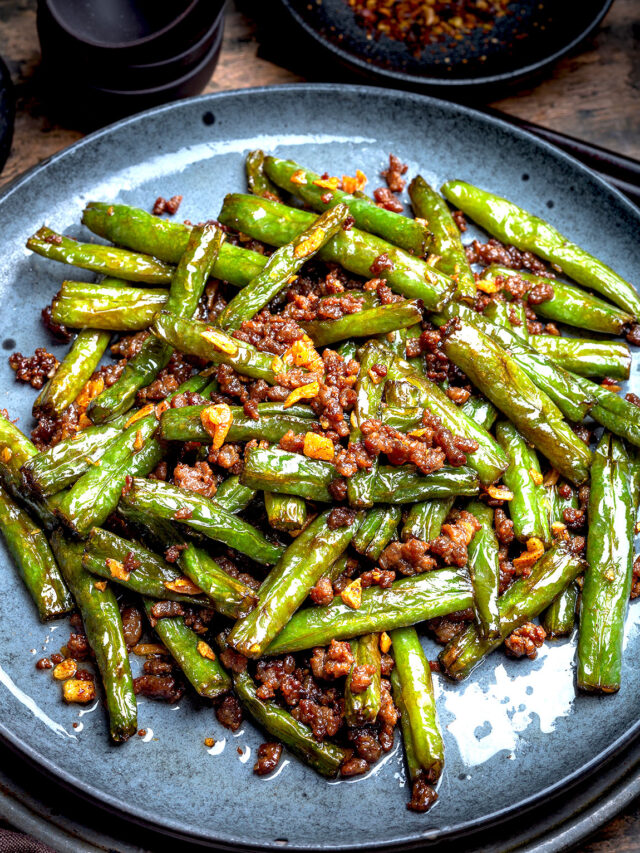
1;85;639;852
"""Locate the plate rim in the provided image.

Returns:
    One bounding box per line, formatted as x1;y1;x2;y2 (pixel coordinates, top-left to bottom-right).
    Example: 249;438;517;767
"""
279;0;614;89
0;82;639;851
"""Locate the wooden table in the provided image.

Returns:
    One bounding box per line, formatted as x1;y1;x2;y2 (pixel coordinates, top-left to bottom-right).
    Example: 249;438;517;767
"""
0;1;639;850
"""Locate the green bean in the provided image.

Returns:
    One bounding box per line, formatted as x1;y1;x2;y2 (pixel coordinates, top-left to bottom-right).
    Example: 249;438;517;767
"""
122;478;283;566
264;155;430;256
466;500;500;640
218;194;455;311
33;330;111;418
21;416;127;497
439;541;585;680
345;633;382;726
541;582;579;638
389;356;508;485
179;544;258;619
481;264;633;335
0;486;73;620
246;149;282;200
460;396;498;431
142;599;231;699
153;311;279;383
264;492;307;532
484;299;528;342
88;225;224;423
227;508;362;657
577;433;635;693
303;300;423;347
266;568;473;654
27;227;174;284
213;474;257;514
82;528;210;605
351;505;401;560
50;530;137;742
241;445;479;503
384;380;421;408
82;202;267;288
381;405;423;432
218;204;349;331
51;280;167;330
391;626;444;781
160;404;315;443
443;181;640;318
409;175;475;300
495;420;551;545
530;335;631;380
438;318;592;484
348;340;394;507
402;498;453;542
234;669;347;777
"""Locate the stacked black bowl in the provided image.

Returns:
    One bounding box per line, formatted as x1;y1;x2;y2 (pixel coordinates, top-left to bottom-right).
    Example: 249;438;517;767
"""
37;0;226;124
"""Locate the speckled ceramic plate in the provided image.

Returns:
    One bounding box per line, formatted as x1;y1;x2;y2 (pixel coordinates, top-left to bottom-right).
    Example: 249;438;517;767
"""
1;85;639;852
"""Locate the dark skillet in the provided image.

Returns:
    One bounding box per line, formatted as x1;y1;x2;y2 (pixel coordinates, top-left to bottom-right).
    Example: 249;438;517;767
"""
279;0;613;94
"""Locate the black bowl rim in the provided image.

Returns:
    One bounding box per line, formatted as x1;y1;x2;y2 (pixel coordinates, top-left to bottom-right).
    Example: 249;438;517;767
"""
44;0;201;52
279;0;614;89
127;3;224;73
0;83;639;851
88;20;224;97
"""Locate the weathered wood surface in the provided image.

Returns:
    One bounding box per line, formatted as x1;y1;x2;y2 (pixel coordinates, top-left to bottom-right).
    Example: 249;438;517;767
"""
0;1;639;849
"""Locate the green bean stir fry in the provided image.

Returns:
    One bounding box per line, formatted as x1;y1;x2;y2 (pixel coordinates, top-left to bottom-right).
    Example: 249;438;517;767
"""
3;150;640;814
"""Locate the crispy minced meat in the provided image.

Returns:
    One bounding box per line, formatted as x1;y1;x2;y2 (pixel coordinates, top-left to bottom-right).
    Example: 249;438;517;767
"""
466;238;551;276
283;290;367;323
428;510;482;567
136;352;195;404
216;695;243;731
373;186;403;213
369;252;395;275
233;310;305;356
631;555;640;599
153;195;182;216
380;539;436;576
327;507;358;529
349;665;375;693
404;320;469;386
364;276;403;305
42;304;72;342
360;569;395;589
311;640;354;680
381;153;408;194
504;622;546;659
309;575;335;606
120;605;143;649
173;461;218;498
408;776;438;813
209;442;244;475
498;545;516;594
334;442;375;477
361;411;478;472
110;331;149;360
149;601;185;622
215;554;261;592
426;609;474;644
9;348;58;389
254;742;283;776
133;674;185;703
452;210;467;232
494;507;514;545
220;646;248;674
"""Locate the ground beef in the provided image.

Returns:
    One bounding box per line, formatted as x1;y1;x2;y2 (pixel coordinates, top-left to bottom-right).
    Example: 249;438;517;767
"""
328;478;348;501
504;622;546;659
216;695;243;731
209;442;243;474
625;392;640;409
9;348;58;389
143;658;173;676
121;605;143;649
219;647;248;674
233;310;305;356
494;508;514;545
429;511;481;567
66;633;90;661
360;569;395;589
254;742;282;775
153;195;182;215
173;461;217;498
381;153;408;193
169;391;208;409
149;601;184;622
283;290;367;323
164;543;187;563
182;606;216;635
36;657;53;670
137;353;194;404
446;386;470;405
327;507;357;529
625;324;640;346
631;555;640;599
134;675;185;703
380;538;436;576
216;554;261;592
373;186;403;213
41;304;72;342
426;612;473;644
350;665;375;693
341;757;370;777
110;331;148;360
408;776;438;812
334;442;374;477
562;507;586;530
369;253;395;275
310;640;354;680
310;575;335;606
452;210;467;232
466;239;550;276
528;282;554;304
